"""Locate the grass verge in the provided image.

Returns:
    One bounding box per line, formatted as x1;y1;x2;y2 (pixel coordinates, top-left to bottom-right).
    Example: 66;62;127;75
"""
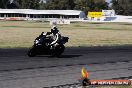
0;21;132;48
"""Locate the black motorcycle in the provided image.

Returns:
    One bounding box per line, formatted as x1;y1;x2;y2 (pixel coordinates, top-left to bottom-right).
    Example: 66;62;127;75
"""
27;32;69;57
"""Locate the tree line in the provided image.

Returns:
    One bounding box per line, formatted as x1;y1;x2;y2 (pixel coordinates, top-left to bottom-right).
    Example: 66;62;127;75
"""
111;0;132;15
0;0;132;15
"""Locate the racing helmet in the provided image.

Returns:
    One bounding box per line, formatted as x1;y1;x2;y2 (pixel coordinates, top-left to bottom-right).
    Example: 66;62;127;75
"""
50;20;57;27
51;27;59;34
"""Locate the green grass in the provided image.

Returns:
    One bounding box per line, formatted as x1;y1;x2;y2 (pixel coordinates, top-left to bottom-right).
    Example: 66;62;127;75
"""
0;21;132;48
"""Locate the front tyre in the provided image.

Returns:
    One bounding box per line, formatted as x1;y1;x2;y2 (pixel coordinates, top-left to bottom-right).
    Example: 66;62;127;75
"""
27;46;36;57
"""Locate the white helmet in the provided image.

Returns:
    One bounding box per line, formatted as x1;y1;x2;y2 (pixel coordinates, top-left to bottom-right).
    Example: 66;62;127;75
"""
50;20;57;28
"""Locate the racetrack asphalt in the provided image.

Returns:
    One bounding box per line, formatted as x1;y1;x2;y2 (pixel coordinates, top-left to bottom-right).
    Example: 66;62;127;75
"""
0;46;132;88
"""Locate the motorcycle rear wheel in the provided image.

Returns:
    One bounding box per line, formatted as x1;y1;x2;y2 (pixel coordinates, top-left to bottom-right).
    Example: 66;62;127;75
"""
51;45;65;57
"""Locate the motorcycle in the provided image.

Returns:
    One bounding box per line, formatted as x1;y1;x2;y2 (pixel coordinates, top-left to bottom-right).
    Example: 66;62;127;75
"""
27;32;69;57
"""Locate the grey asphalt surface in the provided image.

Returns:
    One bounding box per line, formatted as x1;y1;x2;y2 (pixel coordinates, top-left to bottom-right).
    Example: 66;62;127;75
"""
0;46;132;88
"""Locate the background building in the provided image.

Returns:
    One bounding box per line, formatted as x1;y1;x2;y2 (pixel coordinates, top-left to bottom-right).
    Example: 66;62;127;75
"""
0;9;86;20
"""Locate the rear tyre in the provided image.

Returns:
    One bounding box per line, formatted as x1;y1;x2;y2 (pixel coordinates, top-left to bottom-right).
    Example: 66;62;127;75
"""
52;45;65;57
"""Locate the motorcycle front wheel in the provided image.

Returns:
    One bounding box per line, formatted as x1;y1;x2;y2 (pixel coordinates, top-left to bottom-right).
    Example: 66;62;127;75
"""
27;46;36;57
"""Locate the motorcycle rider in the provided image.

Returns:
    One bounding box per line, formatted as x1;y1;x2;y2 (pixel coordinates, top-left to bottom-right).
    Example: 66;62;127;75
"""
50;25;61;49
38;21;61;49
